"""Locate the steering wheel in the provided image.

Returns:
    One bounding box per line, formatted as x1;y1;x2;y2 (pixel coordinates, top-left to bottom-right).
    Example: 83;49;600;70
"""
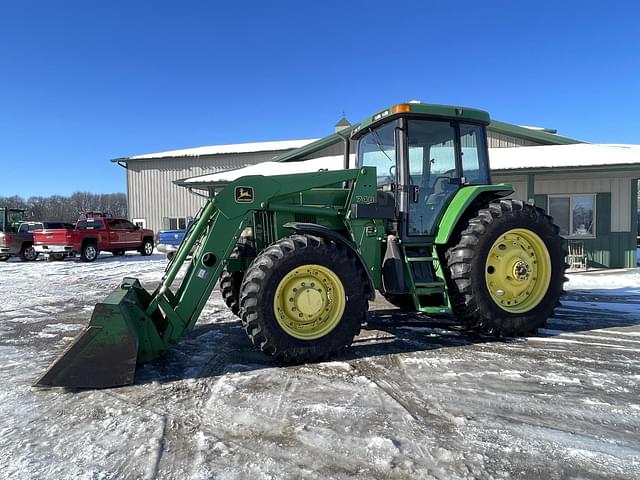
424;169;459;204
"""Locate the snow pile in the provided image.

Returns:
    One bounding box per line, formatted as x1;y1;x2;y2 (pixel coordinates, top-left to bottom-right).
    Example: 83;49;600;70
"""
566;268;640;291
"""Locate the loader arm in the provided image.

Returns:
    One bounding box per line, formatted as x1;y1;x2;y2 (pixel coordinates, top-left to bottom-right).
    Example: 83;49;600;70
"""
35;168;363;388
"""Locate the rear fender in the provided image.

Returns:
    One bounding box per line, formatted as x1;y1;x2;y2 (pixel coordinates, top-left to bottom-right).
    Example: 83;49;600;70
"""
434;184;514;246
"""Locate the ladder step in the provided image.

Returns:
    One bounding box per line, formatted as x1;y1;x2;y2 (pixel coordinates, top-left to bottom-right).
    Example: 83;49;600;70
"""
415;281;445;288
406;256;436;262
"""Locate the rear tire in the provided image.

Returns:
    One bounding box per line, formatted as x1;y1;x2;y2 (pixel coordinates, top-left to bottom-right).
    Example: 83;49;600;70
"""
80;243;98;262
444;199;566;336
20;245;39;262
239;234;368;363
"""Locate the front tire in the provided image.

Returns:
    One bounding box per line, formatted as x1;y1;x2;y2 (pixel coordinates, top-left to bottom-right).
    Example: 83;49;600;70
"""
220;237;256;317
139;238;154;256
239;234;368;363
444;199;566;336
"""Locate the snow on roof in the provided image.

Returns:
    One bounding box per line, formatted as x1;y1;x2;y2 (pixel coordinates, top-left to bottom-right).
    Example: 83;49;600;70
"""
127;139;318;160
178;143;640;187
489;143;640;171
181;155;348;185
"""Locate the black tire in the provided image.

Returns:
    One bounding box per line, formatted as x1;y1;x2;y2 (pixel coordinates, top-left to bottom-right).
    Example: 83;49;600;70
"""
444;199;566;336
220;237;256;317
139;238;154;256
80;243;99;262
20;244;39;262
381;292;416;311
220;270;244;316
112;249;125;257
0;256;9;262
50;253;65;261
239;234;368;363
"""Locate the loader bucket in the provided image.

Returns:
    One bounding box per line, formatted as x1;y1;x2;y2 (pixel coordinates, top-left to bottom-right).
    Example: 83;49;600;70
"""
34;278;154;389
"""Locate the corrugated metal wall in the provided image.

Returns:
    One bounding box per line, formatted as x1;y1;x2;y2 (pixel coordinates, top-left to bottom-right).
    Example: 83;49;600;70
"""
487;132;538;148
126;151;285;232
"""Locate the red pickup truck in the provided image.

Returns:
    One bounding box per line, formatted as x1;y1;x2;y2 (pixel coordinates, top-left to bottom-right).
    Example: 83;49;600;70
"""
33;214;155;262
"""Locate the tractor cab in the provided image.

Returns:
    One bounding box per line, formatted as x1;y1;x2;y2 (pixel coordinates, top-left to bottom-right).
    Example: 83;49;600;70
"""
352;104;491;241
0;207;27;233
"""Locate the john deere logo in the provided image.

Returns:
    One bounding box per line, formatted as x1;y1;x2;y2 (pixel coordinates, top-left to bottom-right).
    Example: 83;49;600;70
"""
235;186;254;203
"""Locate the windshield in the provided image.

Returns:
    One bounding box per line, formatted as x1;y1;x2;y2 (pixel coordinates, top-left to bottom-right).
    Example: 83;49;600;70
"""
356;121;397;187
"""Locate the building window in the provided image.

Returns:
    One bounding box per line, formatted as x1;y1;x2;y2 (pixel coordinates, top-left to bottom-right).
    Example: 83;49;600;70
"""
132;218;146;228
163;217;188;230
548;194;596;238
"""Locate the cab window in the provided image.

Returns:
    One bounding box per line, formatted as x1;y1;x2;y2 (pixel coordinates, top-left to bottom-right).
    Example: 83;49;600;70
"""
460;123;489;184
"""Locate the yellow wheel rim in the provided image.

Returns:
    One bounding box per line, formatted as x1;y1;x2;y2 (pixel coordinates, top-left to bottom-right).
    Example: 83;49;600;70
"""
273;264;346;340
484;228;552;313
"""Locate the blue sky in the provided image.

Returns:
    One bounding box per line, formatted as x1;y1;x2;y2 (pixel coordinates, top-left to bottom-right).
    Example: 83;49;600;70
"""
1;0;639;197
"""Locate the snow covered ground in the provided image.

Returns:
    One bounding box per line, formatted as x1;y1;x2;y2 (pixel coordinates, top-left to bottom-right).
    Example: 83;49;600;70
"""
0;253;639;479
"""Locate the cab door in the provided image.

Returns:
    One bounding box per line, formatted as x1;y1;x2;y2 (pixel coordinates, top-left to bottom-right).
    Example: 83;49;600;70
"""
405;120;460;238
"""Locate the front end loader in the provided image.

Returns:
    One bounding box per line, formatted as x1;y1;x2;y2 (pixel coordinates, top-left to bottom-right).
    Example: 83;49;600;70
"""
36;102;566;388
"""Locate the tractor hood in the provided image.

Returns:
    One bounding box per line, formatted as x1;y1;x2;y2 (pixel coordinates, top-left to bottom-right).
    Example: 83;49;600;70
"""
175;155;346;189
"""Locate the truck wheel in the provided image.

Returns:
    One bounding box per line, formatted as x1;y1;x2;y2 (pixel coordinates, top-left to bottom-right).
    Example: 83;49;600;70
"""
444;199;566;336
20;245;39;262
0;256;9;262
382;293;416;311
80;243;99;262
139;239;154;256
220;237;256;317
239;234;368;363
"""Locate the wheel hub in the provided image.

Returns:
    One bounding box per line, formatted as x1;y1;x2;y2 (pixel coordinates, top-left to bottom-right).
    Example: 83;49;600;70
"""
484;229;552;313
274;264;345;340
513;260;530;281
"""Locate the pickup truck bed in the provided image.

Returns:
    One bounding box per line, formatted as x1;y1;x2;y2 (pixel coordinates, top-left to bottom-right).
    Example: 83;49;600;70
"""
0;221;73;262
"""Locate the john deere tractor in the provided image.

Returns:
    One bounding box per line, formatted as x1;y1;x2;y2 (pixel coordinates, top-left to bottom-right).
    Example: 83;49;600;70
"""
36;102;566;388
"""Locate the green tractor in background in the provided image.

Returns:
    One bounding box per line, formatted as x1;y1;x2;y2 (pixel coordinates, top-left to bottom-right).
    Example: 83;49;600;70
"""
36;102;566;389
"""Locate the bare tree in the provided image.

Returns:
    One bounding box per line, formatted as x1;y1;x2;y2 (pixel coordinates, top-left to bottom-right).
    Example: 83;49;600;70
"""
0;192;127;221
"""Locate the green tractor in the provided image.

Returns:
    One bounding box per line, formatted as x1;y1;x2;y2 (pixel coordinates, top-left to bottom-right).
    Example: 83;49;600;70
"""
36;102;566;388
